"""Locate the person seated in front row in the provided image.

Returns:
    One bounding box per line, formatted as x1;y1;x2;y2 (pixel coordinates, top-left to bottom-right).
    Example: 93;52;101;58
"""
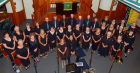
2;32;16;67
16;39;30;70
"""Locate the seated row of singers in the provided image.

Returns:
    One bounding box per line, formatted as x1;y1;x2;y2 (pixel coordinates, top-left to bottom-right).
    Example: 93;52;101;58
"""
2;14;136;69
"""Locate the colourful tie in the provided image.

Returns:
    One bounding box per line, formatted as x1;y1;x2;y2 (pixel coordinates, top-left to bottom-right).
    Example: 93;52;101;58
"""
55;21;56;28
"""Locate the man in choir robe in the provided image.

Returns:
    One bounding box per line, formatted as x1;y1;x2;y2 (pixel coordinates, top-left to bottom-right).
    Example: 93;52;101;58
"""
92;17;100;31
60;15;68;28
102;16;111;27
76;16;84;28
68;14;76;27
51;16;60;29
92;13;97;20
42;17;51;33
83;15;92;30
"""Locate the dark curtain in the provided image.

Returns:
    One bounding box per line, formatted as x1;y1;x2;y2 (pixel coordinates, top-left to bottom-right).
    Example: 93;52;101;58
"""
56;2;78;15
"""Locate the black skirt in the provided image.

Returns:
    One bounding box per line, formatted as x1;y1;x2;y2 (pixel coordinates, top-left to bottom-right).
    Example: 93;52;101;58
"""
92;41;100;51
20;58;30;67
39;44;49;54
30;50;39;58
98;46;109;57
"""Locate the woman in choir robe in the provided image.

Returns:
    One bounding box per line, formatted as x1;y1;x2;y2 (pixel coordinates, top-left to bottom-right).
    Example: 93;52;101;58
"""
107;24;115;37
13;26;26;42
111;19;117;27
34;22;41;36
2;32;16;66
73;24;82;48
82;27;91;51
58;39;68;68
65;25;73;41
92;28;102;53
29;33;39;62
129;23;136;33
16;39;30;70
25;24;33;43
57;26;65;42
111;35;124;63
48;27;56;52
102;16;111;27
25;23;33;38
67;35;77;64
100;22;107;37
114;26;125;39
98;31;113;57
38;29;49;57
124;30;135;57
117;20;126;30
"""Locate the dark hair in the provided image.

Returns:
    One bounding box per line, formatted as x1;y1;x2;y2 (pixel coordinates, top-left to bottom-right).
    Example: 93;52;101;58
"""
3;32;9;37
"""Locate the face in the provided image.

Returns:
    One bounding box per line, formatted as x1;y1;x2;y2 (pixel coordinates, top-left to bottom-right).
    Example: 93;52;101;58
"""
60;39;64;44
121;20;125;24
40;29;45;34
94;18;98;22
50;27;55;32
26;25;30;29
30;35;35;40
102;22;106;26
54;16;57;20
69;36;73;40
14;26;20;32
110;25;114;29
117;36;122;42
132;23;136;27
76;24;80;30
63;15;66;19
4;33;10;38
105;16;108;20
96;29;100;34
45;18;49;22
36;23;39;26
129;31;133;36
87;15;90;19
68;25;72;29
86;27;90;32
93;13;96;18
112;20;115;24
59;27;63;31
71;14;74;18
107;32;112;38
79;16;82;20
119;27;123;31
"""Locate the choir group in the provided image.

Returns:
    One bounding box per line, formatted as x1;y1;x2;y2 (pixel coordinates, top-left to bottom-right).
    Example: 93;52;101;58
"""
1;14;136;70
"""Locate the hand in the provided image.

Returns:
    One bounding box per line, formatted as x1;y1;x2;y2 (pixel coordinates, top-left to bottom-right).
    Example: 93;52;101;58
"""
94;41;97;43
62;52;65;55
13;37;17;41
43;44;46;46
124;42;128;46
24;57;28;60
34;48;37;52
52;41;55;43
